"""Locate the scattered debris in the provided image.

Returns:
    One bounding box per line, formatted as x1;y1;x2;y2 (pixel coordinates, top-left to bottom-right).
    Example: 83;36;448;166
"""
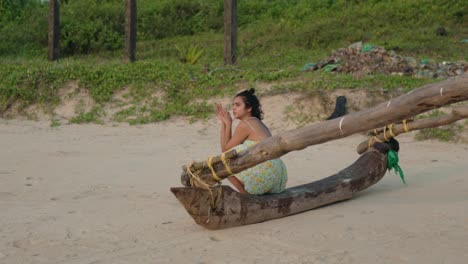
303;42;466;78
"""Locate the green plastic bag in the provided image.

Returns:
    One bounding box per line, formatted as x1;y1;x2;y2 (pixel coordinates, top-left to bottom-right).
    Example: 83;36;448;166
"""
362;44;373;52
323;64;338;72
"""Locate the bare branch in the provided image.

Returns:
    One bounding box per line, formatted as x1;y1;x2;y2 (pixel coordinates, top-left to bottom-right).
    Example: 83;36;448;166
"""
356;106;468;154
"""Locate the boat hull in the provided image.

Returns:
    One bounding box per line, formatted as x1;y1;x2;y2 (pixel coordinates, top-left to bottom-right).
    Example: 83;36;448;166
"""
171;147;388;230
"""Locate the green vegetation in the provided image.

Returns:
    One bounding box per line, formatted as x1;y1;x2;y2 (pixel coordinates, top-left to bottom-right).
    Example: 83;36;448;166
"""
0;0;466;125
175;44;205;64
69;106;104;124
50;118;61;128
415;125;464;142
265;72;437;96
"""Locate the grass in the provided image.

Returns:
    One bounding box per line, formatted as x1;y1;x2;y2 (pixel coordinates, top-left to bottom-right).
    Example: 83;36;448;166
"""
50;119;61;128
69;106;104;125
415;125;463;142
265;72;438;96
0;1;466;125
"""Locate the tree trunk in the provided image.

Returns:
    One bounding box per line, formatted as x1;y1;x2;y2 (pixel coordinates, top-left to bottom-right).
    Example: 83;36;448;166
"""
124;0;137;62
181;74;468;186
48;0;60;61
224;0;237;65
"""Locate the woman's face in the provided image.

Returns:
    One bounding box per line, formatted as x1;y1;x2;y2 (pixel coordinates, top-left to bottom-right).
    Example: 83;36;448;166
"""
232;96;251;119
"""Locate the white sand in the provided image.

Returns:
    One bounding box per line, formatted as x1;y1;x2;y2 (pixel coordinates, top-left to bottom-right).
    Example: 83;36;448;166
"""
1;118;467;264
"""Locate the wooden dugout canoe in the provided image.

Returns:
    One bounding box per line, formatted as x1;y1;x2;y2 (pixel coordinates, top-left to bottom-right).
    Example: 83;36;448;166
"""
171;143;390;230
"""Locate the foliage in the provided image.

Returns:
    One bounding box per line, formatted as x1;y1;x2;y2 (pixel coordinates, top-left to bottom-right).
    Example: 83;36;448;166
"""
1;0;467;58
60;0;124;55
175;44;205;64
69;106;104;124
50;118;61;127
0;1;466;125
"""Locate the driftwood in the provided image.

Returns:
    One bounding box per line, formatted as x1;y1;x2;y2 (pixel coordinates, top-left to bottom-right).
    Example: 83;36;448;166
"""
172;144;389;230
181;74;468;186
357;106;468;154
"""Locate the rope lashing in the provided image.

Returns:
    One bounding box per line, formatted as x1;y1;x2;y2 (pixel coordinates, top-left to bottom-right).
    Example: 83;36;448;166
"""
402;119;410;132
387;124;396;137
368;136;383;149
383;125;389;141
367;120;407;150
221;152;233;175
383;124;396;141
387;150;406;185
207;157;222;181
185;161;222;209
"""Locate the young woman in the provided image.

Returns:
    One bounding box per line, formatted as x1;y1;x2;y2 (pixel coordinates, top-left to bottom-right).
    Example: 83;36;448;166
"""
215;88;288;195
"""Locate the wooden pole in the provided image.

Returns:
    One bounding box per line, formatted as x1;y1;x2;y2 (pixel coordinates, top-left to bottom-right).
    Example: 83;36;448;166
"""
224;0;237;65
356;106;468;154
181;74;468;186
124;0;137;62
48;0;60;61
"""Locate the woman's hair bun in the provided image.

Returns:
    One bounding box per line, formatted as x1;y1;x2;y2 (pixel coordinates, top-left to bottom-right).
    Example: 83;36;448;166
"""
248;88;256;95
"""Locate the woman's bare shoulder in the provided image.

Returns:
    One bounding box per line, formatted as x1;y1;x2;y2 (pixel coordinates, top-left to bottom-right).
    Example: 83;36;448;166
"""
249;118;270;130
234;120;250;132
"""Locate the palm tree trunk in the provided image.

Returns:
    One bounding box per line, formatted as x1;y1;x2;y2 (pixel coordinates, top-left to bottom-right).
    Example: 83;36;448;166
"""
124;0;137;62
48;0;60;61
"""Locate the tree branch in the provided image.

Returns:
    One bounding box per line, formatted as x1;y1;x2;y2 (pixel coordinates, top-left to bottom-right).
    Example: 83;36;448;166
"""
356;106;468;154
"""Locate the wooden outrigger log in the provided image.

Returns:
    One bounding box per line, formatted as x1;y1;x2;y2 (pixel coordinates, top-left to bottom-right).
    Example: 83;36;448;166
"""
172;144;389;230
172;74;468;229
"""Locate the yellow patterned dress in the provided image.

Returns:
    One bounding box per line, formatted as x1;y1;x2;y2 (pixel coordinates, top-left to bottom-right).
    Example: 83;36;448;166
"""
231;140;288;195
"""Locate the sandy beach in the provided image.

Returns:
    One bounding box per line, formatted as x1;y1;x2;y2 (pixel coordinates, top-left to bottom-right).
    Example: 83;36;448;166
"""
1;118;467;264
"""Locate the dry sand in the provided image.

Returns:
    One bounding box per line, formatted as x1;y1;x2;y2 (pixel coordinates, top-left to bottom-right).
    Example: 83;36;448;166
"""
1;118;467;264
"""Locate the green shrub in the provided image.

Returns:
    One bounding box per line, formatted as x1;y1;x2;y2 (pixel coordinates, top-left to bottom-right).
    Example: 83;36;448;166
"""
1;0;467;59
175;44;204;64
61;0;124;55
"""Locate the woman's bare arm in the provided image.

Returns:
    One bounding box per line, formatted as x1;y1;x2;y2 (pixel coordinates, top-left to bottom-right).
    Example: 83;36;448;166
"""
221;122;249;152
219;121;231;152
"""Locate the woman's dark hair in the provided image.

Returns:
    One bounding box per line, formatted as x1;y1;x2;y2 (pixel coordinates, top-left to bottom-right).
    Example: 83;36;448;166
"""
235;88;264;120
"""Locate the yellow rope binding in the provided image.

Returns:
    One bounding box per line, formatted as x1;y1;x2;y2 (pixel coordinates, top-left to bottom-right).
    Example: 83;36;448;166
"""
368;136;383;149
387;124;396;137
221;153;233;175
185;162;221;209
186;161;209;188
207;157;222;181
402;119;410;132
383;125;389;141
